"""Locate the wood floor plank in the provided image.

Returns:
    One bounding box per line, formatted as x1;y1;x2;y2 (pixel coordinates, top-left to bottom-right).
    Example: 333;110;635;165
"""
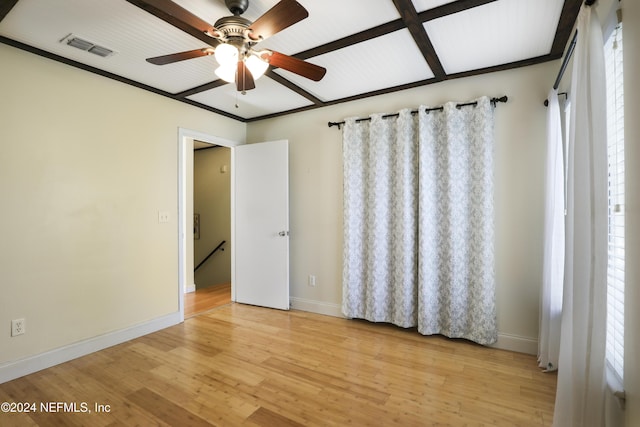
134;365;256;425
246;406;306;427
127;387;212;426
0;303;556;426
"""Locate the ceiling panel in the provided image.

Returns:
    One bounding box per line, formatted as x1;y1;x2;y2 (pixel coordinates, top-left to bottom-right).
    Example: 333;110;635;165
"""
187;77;314;118
0;0;226;93
411;0;458;13
425;0;565;74
273;29;435;102
257;0;402;55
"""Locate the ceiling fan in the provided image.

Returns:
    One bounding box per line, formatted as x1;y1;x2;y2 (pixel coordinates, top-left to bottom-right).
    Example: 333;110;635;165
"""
145;0;327;92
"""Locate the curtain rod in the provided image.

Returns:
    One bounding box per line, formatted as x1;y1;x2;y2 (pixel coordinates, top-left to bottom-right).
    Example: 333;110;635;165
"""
551;29;578;91
328;96;508;129
544;0;597;104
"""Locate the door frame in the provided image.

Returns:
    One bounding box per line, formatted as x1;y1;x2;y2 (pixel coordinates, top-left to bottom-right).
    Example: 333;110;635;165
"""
178;128;240;321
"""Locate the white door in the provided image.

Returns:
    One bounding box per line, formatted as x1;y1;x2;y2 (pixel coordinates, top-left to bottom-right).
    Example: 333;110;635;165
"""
233;140;289;310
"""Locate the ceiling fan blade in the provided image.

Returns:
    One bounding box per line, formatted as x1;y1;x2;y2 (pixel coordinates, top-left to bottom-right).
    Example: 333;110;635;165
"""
236;61;256;92
248;0;308;41
264;51;326;81
127;0;220;40
146;48;215;65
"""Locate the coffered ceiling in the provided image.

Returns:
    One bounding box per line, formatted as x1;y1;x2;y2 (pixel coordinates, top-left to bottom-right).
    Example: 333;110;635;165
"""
0;0;584;122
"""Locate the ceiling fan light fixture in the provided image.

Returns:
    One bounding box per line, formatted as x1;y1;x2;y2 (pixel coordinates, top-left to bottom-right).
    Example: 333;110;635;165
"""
215;63;237;83
214;43;239;66
245;54;268;80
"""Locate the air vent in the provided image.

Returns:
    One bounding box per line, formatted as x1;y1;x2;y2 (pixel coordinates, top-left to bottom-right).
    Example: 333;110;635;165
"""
87;45;114;58
60;34;115;58
67;37;93;51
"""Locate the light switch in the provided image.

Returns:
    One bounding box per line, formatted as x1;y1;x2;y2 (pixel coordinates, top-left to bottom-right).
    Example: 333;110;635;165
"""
158;211;170;223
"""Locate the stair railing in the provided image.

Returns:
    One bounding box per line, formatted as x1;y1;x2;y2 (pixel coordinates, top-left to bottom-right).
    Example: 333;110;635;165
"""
194;240;226;272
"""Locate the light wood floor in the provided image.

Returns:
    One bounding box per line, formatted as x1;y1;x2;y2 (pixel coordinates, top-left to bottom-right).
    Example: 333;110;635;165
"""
185;283;231;318
0;304;556;426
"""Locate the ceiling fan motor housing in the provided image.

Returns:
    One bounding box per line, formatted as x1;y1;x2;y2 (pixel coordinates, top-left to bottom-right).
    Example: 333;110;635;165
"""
225;0;249;16
213;15;254;51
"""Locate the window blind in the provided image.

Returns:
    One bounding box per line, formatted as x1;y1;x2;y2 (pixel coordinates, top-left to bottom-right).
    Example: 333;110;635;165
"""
604;21;624;384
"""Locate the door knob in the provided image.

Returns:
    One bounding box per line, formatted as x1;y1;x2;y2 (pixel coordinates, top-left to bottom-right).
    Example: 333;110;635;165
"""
278;231;289;237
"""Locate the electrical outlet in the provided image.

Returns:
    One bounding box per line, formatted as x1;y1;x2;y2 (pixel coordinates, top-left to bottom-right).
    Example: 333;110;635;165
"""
308;275;316;287
11;318;25;337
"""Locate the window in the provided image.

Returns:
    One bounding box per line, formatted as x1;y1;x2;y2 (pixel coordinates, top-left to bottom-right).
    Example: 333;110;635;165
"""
604;20;624;384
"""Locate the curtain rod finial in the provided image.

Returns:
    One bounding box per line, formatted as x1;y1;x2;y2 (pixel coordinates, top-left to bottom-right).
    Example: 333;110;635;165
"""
490;96;508;107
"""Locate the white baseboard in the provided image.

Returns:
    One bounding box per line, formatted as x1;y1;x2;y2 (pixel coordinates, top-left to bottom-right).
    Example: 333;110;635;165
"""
289;298;538;355
492;332;538;355
186;283;196;293
0;312;181;384
290;297;343;318
0;303;537;385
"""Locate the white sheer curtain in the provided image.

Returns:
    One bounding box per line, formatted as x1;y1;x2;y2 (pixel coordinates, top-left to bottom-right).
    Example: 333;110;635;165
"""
553;5;608;427
342;97;497;345
538;89;565;372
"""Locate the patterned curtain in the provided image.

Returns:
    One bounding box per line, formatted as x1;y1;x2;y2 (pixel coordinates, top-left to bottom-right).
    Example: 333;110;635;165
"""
342;96;497;346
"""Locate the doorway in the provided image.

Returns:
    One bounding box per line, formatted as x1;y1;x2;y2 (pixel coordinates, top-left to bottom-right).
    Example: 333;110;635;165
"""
178;130;291;321
177;128;240;321
191;142;232;316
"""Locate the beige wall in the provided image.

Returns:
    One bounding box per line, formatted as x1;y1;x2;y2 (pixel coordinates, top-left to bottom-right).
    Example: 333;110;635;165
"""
247;61;559;351
194;147;232;288
0;44;245;364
